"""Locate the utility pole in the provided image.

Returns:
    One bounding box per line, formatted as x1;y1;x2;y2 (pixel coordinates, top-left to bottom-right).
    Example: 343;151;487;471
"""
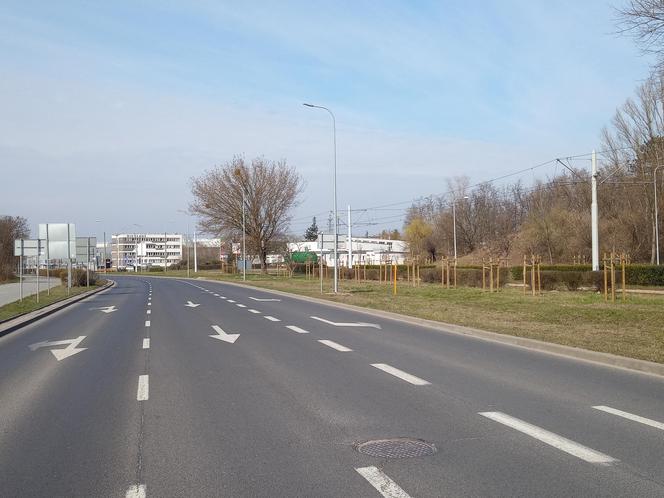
591;150;599;271
655;165;661;265
242;187;246;281
194;231;198;272
347;204;352;269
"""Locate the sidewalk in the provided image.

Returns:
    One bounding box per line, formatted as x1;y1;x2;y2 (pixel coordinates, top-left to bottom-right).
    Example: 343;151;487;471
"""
0;276;62;307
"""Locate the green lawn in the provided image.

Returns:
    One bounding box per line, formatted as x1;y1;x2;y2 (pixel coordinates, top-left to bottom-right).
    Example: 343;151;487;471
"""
0;284;102;322
114;270;664;364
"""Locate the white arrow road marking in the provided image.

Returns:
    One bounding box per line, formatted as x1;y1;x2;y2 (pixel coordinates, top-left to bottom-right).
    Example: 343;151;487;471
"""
209;325;240;344
311;316;381;329
593;406;664;431
479;411;617;464
185;301;200;308
90;305;117;313
249;297;281;302
355;466;411;498
29;336;87;361
125;484;146;498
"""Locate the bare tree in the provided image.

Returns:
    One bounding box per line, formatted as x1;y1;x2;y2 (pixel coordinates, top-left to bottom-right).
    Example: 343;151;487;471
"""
617;0;664;68
0;215;29;281
190;156;304;272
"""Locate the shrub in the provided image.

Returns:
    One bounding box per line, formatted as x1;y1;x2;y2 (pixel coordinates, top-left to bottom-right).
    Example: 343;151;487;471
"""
59;268;97;286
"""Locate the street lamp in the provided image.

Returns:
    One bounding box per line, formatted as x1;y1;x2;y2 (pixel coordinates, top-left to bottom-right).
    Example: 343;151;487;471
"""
452;196;469;261
234;169;248;282
95;220;106;275
303;102;338;293
177;210;191;278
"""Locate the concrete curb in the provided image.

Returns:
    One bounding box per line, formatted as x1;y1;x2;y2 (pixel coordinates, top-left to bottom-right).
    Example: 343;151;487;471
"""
189;277;664;378
0;280;115;338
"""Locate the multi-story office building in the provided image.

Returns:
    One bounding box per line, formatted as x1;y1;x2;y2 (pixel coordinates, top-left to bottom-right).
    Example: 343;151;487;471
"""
110;233;183;269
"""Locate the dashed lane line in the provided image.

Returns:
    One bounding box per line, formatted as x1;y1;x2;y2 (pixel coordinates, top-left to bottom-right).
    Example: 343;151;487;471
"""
318;339;353;352
125;484;146;498
371;363;431;386
479;411;617;464
145;320;151;327
227;299;236;303
146;310;151;314
355;466;411;498
136;375;149;401
142;338;150;349
286;325;310;334
593;405;664;431
248;309;261;314
264;316;281;322
236;304;247;308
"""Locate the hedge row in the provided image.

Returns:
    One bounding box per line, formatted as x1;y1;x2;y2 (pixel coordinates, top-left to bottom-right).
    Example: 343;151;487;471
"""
512;264;664;287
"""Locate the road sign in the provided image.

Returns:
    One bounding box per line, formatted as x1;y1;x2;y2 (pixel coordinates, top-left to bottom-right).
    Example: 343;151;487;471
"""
38;223;76;259
14;239;42;257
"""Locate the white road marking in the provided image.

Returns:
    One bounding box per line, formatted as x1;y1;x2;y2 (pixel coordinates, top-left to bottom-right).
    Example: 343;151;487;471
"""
355;466;411;498
236;304;247;308
248;309;261;314
286;325;310;334
91;305;117;313
137;375;149;401
209;325;240;344
146;310;151;314
28;336;87;361
145;320;151;327
479;411;617;464
264;315;280;322
220;296;227;299
213;293;219;296
311;316;381;329
249;297;281;302
142;338;150;349
125;484;146;498
227;299;236;303
185;301;200;308
371;363;430;386
318;339;352;351
148;302;151;306
593;405;664;431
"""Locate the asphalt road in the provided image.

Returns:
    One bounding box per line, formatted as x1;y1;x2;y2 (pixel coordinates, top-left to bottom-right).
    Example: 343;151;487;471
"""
1;275;663;497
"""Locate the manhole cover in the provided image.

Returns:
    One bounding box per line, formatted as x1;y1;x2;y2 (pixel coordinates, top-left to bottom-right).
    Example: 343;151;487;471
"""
355;438;437;459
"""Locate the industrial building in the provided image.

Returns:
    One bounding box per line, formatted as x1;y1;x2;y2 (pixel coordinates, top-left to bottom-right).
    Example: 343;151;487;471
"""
288;235;408;266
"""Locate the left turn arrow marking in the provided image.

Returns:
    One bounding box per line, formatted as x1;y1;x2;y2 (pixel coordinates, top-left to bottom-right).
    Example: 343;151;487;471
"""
29;336;87;361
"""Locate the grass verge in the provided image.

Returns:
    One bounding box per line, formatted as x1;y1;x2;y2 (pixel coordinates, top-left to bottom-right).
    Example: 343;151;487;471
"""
0;284;103;322
114;270;664;364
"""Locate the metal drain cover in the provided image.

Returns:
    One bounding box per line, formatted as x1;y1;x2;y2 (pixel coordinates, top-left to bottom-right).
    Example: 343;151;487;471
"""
355;438;437;459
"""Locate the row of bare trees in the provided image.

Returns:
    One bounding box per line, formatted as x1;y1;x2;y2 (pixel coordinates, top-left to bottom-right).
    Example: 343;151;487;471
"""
0;216;29;281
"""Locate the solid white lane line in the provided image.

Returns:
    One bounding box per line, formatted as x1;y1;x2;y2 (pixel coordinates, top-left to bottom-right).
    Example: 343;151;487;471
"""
227;299;236;303
145;320;151;327
143;338;150;349
479;411;617;464
264;315;280;322
137;375;149;401
125;484;146;498
355;466;411;498
248;309;261;314
236;304;247;308
286;325;310;334
371;363;431;386
146;310;151;314
593;405;664;431
318;339;352;352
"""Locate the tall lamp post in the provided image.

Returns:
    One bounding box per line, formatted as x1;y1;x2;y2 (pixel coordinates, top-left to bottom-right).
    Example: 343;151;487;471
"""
655;165;662;265
95;219;106;274
303;102;338;293
452;196;469;261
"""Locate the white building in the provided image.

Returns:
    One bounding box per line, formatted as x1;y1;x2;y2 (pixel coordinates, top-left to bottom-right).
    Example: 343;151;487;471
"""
111;233;183;269
288;235;408;266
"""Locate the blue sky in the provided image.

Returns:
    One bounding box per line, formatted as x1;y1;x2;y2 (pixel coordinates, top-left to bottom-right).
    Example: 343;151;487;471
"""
0;0;653;238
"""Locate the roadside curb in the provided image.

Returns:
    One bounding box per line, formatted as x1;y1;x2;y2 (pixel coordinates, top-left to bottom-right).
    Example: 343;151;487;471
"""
192;277;664;378
0;280;115;338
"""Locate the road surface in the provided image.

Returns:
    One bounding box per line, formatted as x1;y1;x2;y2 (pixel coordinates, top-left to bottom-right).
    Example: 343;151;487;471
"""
0;275;663;497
